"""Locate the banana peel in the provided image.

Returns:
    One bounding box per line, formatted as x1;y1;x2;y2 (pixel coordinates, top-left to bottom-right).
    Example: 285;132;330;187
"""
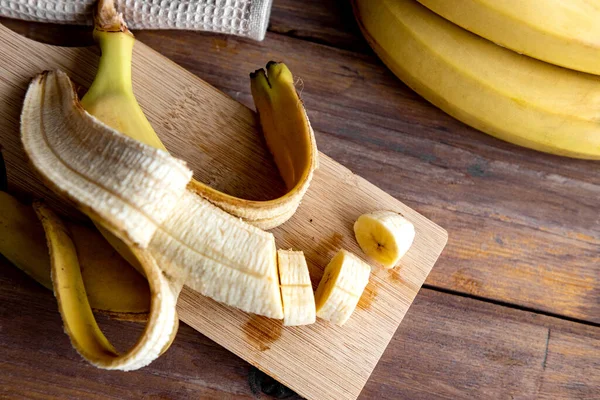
0;191;150;318
83;0;318;230
34;202;179;370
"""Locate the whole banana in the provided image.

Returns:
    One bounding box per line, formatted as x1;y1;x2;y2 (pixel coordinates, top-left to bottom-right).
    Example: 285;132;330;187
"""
417;0;600;76
353;0;600;159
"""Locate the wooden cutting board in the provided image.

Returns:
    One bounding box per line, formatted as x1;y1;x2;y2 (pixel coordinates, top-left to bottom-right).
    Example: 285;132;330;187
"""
0;24;447;400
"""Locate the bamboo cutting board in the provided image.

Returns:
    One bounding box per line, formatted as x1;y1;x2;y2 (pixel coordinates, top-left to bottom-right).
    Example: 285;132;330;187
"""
0;24;447;400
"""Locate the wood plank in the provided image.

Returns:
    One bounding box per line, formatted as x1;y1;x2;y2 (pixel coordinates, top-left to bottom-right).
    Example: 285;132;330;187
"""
0;24;447;400
120;28;600;324
1;257;598;399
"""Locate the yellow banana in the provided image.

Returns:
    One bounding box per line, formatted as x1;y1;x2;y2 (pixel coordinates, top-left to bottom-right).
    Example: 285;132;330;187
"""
417;0;600;76
83;0;318;230
0;191;150;317
33;202;179;370
315;250;371;326
353;0;600;159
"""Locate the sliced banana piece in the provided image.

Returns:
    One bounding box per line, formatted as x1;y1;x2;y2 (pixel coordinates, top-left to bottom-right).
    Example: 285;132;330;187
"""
315;250;371;326
277;250;316;326
354;211;415;269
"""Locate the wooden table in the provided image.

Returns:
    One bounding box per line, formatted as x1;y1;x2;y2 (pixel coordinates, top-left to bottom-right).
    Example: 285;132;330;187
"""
1;1;598;398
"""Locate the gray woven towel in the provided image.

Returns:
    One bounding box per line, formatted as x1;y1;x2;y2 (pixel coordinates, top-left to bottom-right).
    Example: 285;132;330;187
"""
0;0;273;40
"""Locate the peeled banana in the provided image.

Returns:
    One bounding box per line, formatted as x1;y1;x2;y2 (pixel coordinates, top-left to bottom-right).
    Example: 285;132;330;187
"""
15;0;322;371
417;0;600;76
354;211;415;269
21;69;288;368
277;250;316;326
315;250;371;326
353;0;600;159
0;191;150;317
83;0;318;230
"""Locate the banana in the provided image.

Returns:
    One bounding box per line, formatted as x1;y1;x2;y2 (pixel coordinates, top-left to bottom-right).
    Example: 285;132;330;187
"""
353;0;600;160
0;191;150;317
22;69;285;316
83;0;318;230
315;250;371;326
354;211;415;269
277;250;316;326
417;0;600;76
33;202;179;370
21;69;288;368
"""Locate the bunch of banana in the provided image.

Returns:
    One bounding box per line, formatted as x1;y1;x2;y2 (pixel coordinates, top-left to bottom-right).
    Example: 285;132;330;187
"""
353;0;600;159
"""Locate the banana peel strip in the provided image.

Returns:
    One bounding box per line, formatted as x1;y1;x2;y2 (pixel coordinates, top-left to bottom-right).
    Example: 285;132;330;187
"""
0;191;150;317
21;70;284;369
33;202;179;370
189;62;319;229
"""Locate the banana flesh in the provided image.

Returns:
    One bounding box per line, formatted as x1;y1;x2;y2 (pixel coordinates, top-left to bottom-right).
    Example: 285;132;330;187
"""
354;211;415;269
353;0;600;159
83;0;318;229
0;191;150;317
315;250;371;326
277;250;316;326
33;202;179;370
417;0;600;76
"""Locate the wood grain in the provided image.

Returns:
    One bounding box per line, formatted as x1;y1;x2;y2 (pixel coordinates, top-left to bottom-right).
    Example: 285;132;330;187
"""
2;257;598;399
3;0;599;324
0;24;447;400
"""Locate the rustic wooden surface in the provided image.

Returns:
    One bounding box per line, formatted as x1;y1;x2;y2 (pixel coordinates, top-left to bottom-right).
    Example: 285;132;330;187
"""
0;22;447;400
1;0;599;397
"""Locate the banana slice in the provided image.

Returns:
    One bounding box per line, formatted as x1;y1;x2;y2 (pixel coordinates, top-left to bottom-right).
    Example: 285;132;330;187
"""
315;250;371;326
354;211;415;269
277;250;316;326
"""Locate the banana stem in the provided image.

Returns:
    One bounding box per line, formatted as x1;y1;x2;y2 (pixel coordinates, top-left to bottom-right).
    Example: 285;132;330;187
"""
83;32;135;99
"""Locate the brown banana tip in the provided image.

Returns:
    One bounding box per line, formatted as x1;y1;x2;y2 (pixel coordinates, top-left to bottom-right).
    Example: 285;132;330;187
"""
250;68;267;79
266;60;280;69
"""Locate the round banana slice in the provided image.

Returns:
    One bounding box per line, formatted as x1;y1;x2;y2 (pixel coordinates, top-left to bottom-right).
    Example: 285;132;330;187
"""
277;250;316;326
315;250;371;326
353;211;415;269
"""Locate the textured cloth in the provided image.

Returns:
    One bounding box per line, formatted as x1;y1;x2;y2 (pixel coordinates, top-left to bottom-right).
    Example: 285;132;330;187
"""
0;0;273;40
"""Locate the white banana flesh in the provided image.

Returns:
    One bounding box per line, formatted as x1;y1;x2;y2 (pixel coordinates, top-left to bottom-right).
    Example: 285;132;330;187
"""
151;191;283;318
315;250;371;326
354;211;415;269
277;250;316;326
